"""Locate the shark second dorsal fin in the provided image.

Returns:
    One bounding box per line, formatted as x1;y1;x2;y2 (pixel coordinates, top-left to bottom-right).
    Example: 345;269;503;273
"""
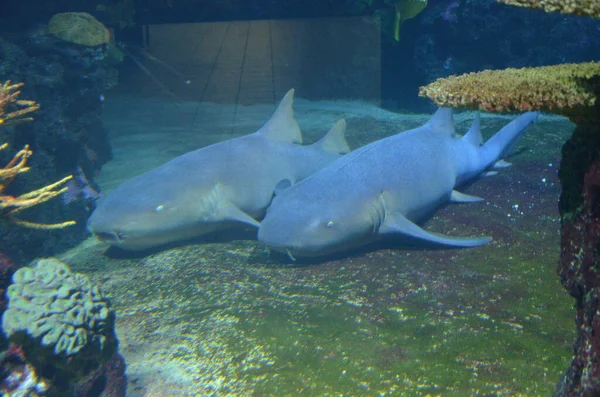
462;113;483;147
312;119;351;155
257;89;303;144
427;107;455;137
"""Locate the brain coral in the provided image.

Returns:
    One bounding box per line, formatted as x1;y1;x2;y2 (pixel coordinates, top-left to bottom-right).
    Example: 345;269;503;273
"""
2;258;113;357
48;12;111;47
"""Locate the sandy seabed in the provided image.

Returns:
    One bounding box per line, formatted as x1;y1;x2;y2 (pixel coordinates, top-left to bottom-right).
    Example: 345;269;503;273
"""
57;93;575;396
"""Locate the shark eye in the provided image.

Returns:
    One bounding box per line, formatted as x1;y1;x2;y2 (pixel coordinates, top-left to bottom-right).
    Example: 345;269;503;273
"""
155;205;164;212
326;221;334;228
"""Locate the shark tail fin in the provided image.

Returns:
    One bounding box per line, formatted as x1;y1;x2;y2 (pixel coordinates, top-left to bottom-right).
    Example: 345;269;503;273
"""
312;119;351;155
257;89;303;144
427;107;455;137
462;112;483;147
480;112;539;168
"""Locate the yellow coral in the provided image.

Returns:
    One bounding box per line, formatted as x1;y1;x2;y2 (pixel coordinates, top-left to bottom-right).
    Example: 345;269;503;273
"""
418;62;600;122
0;81;40;126
48;12;111;47
0;82;75;229
498;0;600;18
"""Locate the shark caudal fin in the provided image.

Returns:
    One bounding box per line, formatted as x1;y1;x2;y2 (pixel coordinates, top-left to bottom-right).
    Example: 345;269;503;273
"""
257;89;303;144
480;112;539;168
312;119;351;155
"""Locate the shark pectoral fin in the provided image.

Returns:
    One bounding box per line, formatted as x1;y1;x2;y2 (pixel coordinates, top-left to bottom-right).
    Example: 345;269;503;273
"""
482;171;498;177
378;212;492;248
493;160;512;169
450;190;484;203
274;179;292;196
221;203;261;228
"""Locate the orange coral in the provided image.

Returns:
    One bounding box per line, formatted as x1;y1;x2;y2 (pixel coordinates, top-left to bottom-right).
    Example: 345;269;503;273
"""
418;61;600;122
0;82;75;229
0;81;40;126
498;0;600;18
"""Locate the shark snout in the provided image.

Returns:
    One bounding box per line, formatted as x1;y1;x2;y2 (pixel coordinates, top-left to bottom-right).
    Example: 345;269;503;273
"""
91;230;126;244
87;212;129;246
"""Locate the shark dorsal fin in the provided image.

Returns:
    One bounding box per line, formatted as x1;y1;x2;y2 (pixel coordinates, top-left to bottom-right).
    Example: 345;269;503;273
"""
256;89;303;144
427;107;455;137
312;119;351;155
462;113;483;146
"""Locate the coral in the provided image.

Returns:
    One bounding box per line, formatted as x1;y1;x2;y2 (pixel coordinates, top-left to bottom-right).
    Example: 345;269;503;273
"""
418;62;600;122
2;258;118;392
3;258;113;356
0;81;39;127
48;12;111;47
498;0;600;18
0;81;76;229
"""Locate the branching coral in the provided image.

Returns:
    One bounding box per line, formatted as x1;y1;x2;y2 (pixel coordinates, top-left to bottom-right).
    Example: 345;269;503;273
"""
0;81;40;126
498;0;600;18
418;61;600;123
0;81;75;229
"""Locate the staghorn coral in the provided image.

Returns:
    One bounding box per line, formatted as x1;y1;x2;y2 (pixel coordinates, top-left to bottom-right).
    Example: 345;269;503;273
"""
498;0;600;18
418;61;600;122
0;81;39;127
0;81;75;229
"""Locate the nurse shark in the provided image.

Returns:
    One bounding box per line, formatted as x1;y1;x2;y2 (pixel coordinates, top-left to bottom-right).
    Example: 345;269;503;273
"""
88;89;350;251
258;108;538;258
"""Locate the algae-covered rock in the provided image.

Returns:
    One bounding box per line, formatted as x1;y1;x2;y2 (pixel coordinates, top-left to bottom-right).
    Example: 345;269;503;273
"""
48;12;111;47
2;258;118;388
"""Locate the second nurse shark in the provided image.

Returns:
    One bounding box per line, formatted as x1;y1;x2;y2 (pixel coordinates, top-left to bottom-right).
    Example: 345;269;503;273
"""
259;108;538;258
88;89;350;250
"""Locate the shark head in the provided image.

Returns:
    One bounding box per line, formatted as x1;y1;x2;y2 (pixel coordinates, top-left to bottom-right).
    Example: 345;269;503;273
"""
87;176;231;251
87;190;209;251
258;191;377;258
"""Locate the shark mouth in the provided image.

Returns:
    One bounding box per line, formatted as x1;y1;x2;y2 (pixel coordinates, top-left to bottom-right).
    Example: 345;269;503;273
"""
94;231;125;244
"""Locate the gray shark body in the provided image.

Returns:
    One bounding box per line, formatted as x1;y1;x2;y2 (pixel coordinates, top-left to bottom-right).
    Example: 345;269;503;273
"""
88;89;350;251
258;108;538;257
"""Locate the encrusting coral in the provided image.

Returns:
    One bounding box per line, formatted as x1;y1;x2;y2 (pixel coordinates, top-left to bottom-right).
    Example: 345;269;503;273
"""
0;80;75;229
48;12;111;47
418;61;600;123
498;0;600;18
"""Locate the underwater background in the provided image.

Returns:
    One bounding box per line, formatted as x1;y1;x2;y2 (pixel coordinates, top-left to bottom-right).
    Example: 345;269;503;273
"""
0;0;598;396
